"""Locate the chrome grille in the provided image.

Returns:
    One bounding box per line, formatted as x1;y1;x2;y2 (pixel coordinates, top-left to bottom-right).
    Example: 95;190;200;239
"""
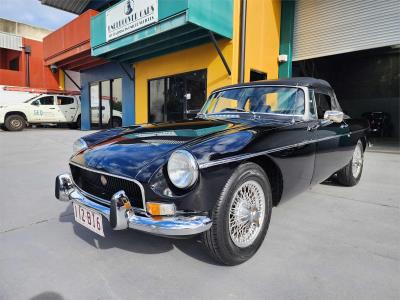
69;164;144;209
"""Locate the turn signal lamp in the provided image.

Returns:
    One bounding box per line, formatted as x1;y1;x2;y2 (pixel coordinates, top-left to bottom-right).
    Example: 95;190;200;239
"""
146;202;176;216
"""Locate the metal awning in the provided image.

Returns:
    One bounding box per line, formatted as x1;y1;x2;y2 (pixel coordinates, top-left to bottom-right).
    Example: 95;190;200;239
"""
39;0;90;14
91;0;233;64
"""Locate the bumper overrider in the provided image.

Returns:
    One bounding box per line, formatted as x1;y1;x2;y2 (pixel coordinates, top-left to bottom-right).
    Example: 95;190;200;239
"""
55;174;212;236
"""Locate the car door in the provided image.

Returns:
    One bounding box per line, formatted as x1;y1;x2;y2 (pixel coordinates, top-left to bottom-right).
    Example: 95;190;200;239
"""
30;99;43;122
36;96;58;122
56;96;77;122
310;91;353;184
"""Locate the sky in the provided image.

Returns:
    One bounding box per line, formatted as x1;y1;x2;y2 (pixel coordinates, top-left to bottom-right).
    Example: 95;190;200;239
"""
0;0;76;31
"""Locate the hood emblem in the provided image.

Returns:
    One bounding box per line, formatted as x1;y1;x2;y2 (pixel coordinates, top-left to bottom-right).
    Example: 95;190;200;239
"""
100;175;108;186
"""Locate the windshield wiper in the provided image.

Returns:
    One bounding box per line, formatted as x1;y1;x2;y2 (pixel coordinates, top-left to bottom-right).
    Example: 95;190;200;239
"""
221;108;247;113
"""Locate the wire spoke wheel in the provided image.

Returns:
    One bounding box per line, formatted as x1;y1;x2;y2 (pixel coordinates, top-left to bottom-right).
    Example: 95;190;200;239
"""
228;180;265;248
352;142;363;178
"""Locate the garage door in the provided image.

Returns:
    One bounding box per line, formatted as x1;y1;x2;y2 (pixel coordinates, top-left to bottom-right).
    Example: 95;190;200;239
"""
293;0;400;61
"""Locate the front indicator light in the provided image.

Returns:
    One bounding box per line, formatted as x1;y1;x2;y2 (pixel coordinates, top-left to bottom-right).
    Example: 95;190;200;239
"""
146;202;176;216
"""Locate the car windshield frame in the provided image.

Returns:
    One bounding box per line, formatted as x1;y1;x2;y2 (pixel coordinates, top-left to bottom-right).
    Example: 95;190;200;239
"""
24;95;42;103
200;85;310;119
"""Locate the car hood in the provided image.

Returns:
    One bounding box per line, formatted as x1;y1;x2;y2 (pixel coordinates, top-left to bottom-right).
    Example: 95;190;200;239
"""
70;117;293;180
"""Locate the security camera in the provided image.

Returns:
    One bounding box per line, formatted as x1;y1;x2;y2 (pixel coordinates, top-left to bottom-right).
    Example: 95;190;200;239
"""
50;64;58;74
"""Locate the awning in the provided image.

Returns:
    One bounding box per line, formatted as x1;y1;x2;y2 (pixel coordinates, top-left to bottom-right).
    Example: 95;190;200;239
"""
91;0;233;63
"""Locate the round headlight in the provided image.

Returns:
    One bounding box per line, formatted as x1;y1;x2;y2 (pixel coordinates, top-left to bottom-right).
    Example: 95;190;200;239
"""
167;150;199;189
72;138;88;154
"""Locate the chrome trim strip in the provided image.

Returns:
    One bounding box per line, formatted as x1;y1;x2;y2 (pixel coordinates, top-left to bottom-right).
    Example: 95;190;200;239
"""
69;161;147;212
198;131;360;169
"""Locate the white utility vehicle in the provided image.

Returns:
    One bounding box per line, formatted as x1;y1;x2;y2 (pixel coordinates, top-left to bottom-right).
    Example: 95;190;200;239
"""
0;92;122;131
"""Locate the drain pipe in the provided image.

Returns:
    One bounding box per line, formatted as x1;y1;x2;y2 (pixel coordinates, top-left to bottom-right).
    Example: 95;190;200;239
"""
21;45;31;87
238;0;247;83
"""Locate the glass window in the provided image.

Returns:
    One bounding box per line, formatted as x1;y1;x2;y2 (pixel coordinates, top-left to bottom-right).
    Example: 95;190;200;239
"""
39;96;54;105
56;96;74;105
112;78;123;116
202;87;305;116
315;93;332;119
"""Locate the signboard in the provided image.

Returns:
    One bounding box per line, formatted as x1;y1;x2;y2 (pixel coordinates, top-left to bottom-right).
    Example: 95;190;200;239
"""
106;0;158;42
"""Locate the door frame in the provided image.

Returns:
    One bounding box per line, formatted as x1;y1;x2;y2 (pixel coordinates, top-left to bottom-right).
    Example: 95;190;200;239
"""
89;79;116;129
147;68;207;123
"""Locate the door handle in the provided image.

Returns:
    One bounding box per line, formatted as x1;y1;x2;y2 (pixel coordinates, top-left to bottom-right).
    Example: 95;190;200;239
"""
49;108;55;110
70;108;76;109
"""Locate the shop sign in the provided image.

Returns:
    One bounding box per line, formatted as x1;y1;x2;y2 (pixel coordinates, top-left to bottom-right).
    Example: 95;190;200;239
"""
106;0;158;42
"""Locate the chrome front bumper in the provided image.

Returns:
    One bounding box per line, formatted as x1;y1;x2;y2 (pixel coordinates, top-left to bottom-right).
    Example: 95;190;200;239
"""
55;174;212;236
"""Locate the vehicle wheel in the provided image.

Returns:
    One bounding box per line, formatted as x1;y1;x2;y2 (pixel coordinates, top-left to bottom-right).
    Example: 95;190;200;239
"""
75;116;81;130
5;115;26;131
202;162;272;265
110;117;122;128
1;125;8;131
336;140;364;186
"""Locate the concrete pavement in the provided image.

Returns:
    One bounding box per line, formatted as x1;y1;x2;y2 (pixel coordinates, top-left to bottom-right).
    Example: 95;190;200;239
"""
0;128;399;300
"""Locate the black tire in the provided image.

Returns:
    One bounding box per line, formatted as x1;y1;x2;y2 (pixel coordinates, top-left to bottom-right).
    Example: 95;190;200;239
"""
1;125;8;131
5;115;26;131
337;140;364;186
110;117;122;128
69;115;81;130
202;162;272;265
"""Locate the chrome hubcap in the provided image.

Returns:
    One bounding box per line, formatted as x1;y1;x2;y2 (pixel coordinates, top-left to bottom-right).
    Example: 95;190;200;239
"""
228;180;265;248
11;119;22;128
352;142;363;178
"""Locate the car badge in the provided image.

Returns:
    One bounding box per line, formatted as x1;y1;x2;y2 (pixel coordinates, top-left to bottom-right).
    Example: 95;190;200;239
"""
100;175;108;186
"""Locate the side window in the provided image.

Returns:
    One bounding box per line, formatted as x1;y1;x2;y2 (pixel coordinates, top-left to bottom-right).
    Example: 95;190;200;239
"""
57;96;74;105
315;93;332;119
39;96;54;106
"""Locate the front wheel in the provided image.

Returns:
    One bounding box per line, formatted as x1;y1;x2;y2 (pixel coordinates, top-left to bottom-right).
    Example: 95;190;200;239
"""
337;140;364;186
5;115;26;131
202;162;272;265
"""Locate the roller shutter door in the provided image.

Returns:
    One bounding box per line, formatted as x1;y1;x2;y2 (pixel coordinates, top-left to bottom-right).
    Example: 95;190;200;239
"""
293;0;400;61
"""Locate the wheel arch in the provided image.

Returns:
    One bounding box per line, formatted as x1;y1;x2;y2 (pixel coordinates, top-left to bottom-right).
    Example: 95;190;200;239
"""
246;155;283;206
5;111;28;121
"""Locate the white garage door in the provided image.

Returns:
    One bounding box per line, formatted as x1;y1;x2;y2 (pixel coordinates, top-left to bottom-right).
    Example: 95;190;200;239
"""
293;0;400;61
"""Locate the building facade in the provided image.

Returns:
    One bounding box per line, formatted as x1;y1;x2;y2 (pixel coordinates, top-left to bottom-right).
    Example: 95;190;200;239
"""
42;0;282;130
0;18;60;89
41;0;400;139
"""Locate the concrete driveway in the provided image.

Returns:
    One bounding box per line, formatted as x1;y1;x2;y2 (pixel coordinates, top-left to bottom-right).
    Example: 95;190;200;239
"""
0;128;399;300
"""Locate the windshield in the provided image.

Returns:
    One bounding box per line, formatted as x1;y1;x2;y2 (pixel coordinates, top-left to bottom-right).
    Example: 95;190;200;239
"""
201;86;305;116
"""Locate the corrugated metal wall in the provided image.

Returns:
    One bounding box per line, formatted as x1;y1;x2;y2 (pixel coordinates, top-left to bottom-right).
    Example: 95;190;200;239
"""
293;0;400;61
0;32;22;51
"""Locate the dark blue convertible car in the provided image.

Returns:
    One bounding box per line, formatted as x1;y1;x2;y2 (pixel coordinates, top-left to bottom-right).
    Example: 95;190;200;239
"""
56;77;368;265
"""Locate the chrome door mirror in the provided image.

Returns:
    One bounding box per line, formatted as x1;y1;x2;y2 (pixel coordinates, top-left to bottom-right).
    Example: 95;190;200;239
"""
324;110;344;123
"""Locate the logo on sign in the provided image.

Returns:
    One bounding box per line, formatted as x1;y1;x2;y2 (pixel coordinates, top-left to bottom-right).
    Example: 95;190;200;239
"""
124;0;133;15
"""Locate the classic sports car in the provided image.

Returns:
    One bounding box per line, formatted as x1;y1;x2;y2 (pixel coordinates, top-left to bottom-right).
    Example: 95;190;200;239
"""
55;78;368;265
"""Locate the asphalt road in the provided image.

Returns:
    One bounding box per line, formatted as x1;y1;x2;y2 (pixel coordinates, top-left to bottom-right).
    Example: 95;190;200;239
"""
0;128;399;300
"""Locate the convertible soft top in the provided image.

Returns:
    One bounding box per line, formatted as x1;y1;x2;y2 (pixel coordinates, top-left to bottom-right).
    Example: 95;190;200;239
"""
213;77;333;94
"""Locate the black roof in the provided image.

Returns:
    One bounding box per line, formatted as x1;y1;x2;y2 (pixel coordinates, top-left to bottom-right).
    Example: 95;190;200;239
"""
213;77;333;93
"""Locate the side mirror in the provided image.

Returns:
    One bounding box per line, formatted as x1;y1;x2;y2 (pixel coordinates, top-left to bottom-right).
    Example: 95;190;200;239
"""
32;101;39;106
324;110;344;123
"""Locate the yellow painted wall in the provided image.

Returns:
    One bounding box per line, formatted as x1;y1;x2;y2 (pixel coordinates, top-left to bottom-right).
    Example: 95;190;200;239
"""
134;0;281;124
245;0;281;81
59;69;65;90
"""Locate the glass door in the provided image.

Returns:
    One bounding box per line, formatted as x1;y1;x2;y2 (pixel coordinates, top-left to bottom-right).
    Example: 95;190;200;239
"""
149;69;207;123
90;82;101;128
90;78;123;129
